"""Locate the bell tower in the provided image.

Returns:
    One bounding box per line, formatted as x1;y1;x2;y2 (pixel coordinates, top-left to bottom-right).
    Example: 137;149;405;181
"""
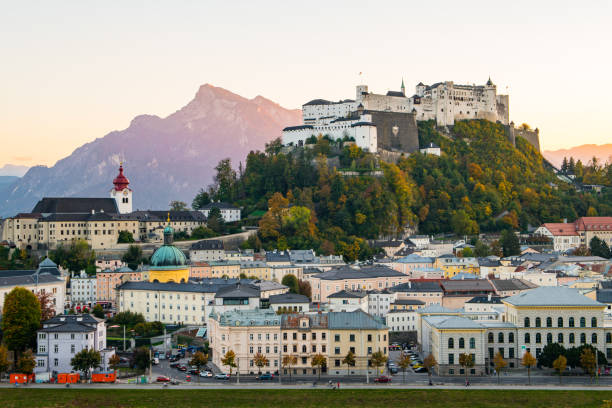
110;163;133;214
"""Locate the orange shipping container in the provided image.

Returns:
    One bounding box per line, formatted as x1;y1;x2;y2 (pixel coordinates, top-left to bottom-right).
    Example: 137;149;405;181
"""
92;372;116;383
57;373;80;384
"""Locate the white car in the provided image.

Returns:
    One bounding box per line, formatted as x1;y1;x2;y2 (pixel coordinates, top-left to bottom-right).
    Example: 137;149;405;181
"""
199;370;213;377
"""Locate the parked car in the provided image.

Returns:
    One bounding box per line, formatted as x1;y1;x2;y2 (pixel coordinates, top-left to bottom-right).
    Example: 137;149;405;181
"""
169;356;180;362
156;376;171;382
374;376;392;383
189;369;200;375
199;371;213;377
178;365;188;371
169;362;180;368
257;373;274;381
215;373;230;380
414;367;427;373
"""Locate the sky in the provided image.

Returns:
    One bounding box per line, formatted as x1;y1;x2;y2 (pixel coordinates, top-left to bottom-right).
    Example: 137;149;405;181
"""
1;0;611;168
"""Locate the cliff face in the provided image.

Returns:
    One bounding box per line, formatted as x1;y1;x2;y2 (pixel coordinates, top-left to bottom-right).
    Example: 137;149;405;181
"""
0;84;301;216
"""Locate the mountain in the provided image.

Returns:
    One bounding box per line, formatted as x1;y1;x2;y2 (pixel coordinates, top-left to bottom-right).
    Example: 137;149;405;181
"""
0;84;301;217
544;144;612;168
0;164;29;177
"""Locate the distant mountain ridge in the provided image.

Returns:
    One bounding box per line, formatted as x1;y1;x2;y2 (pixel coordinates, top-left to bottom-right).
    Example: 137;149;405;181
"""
0;164;29;177
0;84;302;217
544;144;612;168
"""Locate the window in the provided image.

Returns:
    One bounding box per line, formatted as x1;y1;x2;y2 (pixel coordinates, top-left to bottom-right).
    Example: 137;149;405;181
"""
546;317;552;328
558;333;564;343
580;317;586;328
334;334;340;342
498;333;504;343
509;348;514;359
54;358;58;367
569;317;575;327
546;333;553;345
334;347;340;355
312;333;316;340
469;338;476;349
71;333;75;340
448;338;454;349
569;333;575;343
54;344;58;353
302;333;306;341
508;333;514;343
71;344;75;353
524;317;530;328
580;333;586;344
448;354;454;364
607;333;612;344
349;334;355;342
558;317;563;328
498;348;504;358
488;333;494;343
535;317;541;328
459;338;465;348
367;347;372;354
592;317;598;328
535;333;541;343
293;333;297;340
367;334;372;342
592;333;598;344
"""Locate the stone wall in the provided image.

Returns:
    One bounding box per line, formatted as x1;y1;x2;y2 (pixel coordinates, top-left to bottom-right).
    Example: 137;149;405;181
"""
368;111;419;153
505;124;541;152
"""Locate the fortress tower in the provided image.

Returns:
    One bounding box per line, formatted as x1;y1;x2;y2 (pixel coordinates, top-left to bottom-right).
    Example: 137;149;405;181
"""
110;164;132;214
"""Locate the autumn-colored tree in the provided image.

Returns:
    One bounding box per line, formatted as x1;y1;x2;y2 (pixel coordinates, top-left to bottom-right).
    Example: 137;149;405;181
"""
553;355;567;384
423;353;437;385
2;287;41;355
253;352;269;375
459;353;474;385
190;351;209;382
493;352;507;383
282;354;297;382
342;351;355;376
17;349;36;375
522;351;537;385
0;345;10;379
573;245;591;256
221;350;237;376
370;350;388;376
108;354;121;371
311;353;326;380
397;352;412;383
580;348;596;382
36;291;56;321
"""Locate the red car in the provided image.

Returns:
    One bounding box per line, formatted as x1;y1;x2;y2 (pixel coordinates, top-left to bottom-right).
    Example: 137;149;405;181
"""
178;365;188;371
374;376;392;383
156;376;171;382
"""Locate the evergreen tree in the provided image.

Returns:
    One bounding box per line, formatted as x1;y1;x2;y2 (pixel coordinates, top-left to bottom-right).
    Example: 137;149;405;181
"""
500;229;520;257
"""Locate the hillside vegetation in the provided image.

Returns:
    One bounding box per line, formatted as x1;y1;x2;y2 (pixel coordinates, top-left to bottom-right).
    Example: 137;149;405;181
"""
198;120;611;260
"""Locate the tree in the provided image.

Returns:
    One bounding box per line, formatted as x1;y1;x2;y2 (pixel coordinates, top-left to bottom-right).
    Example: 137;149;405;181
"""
109;354;121;372
0;345;10;380
131;346;150;371
281;274;300;294
493;352;507;383
553;354;567;384
253;352;269;375
370;350;388;376
36;291;56;321
221;350;237;376
522;351;537;385
538;343;566;368
298;280;312;299
190;351;209;381
191;226;216;240
489;240;503;257
122;245;144;270
450;210;479;235
92;304;105;319
500;229;520;257
2;287;41;354
213;158;237;203
580;348;596;382
459;353;474;385
342;351;356;376
207;207;226;234
117;230;135;244
397;352;411;383
71;348;101;380
169;201;189;211
474;241;490;257
423;353;437;385
17;349;36;375
192;189;212;210
572;245;591;256
311;353;326;380
282;355;297;382
590;236;611;259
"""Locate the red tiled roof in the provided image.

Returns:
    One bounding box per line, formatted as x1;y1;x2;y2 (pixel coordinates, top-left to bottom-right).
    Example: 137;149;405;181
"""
541;223;578;236
575;217;612;231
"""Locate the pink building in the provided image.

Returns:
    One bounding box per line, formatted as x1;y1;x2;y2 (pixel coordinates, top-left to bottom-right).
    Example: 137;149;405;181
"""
189;262;211;279
96;267;143;306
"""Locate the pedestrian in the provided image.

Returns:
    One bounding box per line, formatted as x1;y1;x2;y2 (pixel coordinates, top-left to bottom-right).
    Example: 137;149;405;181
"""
337;381;340;389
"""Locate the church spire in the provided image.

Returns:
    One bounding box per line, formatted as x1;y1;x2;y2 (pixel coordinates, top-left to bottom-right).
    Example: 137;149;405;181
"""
401;78;406;95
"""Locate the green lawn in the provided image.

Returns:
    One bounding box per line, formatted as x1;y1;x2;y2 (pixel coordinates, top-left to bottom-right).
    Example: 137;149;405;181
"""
1;389;611;408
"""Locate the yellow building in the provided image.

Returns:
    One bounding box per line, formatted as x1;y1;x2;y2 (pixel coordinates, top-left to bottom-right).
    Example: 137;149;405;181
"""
147;223;189;283
434;256;479;278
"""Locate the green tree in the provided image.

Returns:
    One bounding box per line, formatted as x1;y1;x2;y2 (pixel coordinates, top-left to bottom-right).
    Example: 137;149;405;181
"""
493;352;507;383
522;351;537;385
131;346;150;371
450;210;479;235
17;349;36;375
538;343;566;368
311;353;326;380
474;241;490;257
553;354;567;384
500;229;520;257
213;158;237;203
370;350;388;376
71;348;101;379
191;226;216;239
92;304;105;319
192;189;212;210
342;351;356;376
397;352;411;383
122;245;144;270
221;349;237;375
207;207;226;234
50;240;96;274
117;230;135;243
459;353;474;385
169;201;189;211
253;352;268;375
1;287;41;354
590;236;611;259
281;274;299;294
0;345;10;379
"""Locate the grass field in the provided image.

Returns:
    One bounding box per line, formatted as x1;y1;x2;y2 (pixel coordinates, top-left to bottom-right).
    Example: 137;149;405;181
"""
1;389;611;408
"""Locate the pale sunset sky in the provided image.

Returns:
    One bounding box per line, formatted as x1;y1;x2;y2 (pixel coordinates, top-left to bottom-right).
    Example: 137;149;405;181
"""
1;1;610;168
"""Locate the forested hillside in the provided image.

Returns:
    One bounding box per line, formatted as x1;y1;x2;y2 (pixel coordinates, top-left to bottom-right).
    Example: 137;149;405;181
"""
196;120;611;260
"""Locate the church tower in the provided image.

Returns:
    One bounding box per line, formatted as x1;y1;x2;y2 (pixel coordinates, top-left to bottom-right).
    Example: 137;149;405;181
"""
110;164;132;214
401;78;406;96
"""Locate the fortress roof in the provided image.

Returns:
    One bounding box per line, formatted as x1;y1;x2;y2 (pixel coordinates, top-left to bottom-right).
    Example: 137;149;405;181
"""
283;125;314;131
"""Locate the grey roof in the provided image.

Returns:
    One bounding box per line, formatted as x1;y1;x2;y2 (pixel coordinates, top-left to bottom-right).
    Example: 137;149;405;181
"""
328;290;367;299
39;257;57;268
117;280;228;293
466;295;503;304
490;279;536;292
282;313;328;329
386;91;405;97
0;274;63;288
503;287;604;307
269;293;310;304
190;239;224;250
596;290;612;304
477;258;502;267
44;314;100;326
391;299;425;305
40;323;95;333
390;281;442;293
440;280;495;293
424;315;484;330
214;282;260;298
200;202;239;210
328;310;387;330
266;251;291;263
417;304;461;314
314;265;405;280
32;197;119;214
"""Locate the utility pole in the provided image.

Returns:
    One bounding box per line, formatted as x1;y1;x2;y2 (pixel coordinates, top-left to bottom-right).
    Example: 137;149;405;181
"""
149;348;152;384
236;358;240;384
123;325;126;351
163;327;167;358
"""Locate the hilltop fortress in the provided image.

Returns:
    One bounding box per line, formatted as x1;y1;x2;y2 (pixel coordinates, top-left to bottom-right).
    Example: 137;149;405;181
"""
283;78;539;153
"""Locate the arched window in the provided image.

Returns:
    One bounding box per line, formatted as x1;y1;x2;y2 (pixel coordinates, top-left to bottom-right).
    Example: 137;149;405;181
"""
580;333;586;344
580;317;586;328
469;338;476;349
546;333;553;344
592;333;598;344
607;333;612;344
524;333;530;343
448;338;454;349
459;338;465;348
569;317;575;327
592;317;597;328
546;317;552;328
508;333;514;343
558;317;563;328
488;333;494;343
302;345;307;353
524;317;530;328
569;333;575;343
535;333;541;343
498;332;504;343
535;317;541;327
558;333;564;343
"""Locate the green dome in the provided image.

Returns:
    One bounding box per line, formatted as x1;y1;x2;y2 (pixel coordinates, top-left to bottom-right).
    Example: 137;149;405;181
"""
150;245;187;267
